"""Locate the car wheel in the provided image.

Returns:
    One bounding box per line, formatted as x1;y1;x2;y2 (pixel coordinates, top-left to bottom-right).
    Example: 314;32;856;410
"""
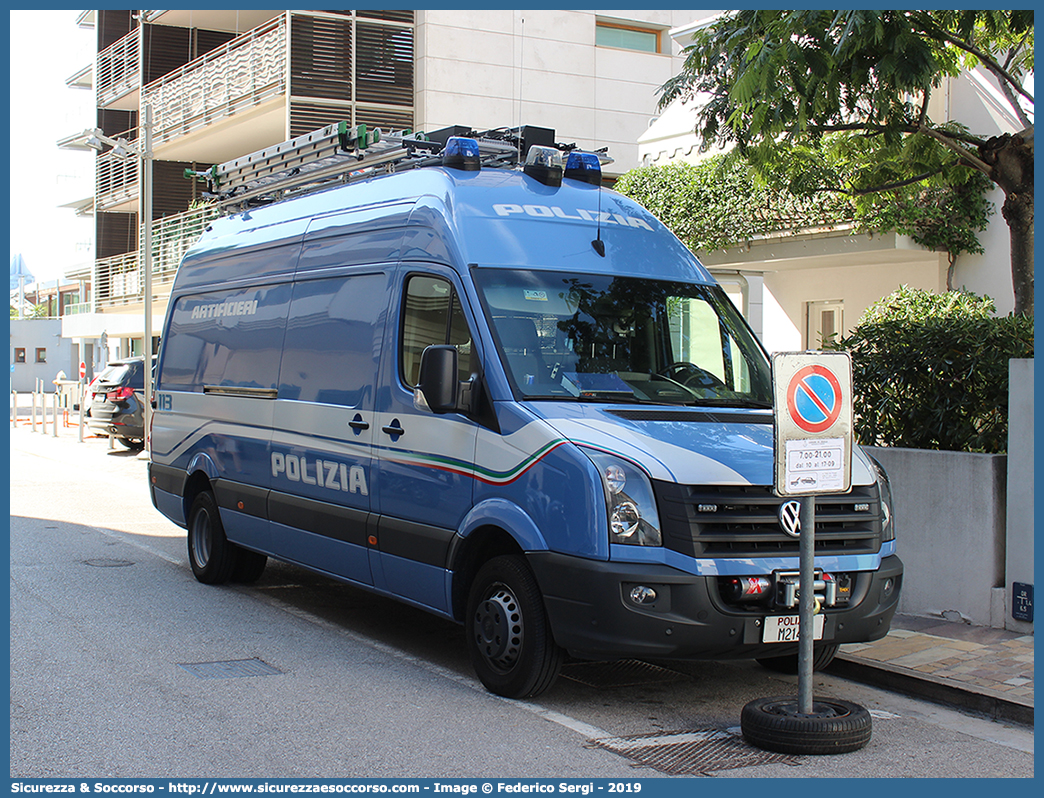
741;696;872;755
756;643;840;674
116;437;144;451
466;555;563;699
187;491;237;585
231;550;268;583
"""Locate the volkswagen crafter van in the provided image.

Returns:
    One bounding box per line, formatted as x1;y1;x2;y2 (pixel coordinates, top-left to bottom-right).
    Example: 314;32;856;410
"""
149;134;902;698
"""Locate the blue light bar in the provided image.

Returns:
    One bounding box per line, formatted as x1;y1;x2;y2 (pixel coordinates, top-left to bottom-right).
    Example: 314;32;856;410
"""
564;152;602;186
443;137;481;171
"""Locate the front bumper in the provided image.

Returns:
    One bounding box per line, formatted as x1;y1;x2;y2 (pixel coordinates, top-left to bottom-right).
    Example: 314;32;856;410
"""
528;552;903;662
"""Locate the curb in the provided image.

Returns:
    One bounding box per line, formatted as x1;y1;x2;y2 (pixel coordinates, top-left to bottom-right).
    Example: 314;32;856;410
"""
829;654;1034;728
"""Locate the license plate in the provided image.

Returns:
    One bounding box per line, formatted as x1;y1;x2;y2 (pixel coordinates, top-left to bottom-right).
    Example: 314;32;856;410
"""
762;614;824;643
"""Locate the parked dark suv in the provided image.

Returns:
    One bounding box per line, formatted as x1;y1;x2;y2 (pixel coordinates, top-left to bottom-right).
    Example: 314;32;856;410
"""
87;356;155;449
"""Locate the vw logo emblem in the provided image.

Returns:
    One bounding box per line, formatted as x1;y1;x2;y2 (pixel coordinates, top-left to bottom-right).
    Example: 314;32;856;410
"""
778;500;802;537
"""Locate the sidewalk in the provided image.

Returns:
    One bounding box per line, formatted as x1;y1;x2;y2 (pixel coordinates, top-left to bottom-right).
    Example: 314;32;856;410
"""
831;614;1034;727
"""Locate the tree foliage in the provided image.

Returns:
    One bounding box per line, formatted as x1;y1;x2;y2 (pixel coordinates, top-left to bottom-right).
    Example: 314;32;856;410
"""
660;10;1034;315
615;152;992;262
832;286;1034;453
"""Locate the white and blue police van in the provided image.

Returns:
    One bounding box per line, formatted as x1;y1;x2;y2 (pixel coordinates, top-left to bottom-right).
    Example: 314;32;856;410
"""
149;127;902;698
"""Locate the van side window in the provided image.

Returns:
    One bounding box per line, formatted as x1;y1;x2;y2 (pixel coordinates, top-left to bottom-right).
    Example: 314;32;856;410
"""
401;275;472;387
158;285;292;392
278;273;385;406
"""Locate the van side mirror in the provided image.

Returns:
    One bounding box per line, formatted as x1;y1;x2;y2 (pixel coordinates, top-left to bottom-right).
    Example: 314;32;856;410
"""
415;345;460;413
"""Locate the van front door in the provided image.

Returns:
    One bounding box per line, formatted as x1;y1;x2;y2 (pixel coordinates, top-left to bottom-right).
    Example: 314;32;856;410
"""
374;269;480;613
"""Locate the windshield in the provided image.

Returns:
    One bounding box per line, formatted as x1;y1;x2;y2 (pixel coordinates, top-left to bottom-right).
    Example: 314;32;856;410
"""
474;269;772;407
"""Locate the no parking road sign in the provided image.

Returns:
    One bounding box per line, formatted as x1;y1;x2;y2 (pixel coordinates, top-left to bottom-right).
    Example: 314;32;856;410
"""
773;352;853;496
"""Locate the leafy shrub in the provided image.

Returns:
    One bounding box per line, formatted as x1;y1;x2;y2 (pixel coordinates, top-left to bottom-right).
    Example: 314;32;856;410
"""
835;287;1034;453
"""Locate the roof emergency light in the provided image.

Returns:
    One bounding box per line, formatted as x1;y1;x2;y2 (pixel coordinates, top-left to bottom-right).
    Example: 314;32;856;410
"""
524;145;563;187
564;152;602;185
442;137;481;171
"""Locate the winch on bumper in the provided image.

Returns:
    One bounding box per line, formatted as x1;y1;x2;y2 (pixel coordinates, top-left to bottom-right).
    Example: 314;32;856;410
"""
527;552;903;662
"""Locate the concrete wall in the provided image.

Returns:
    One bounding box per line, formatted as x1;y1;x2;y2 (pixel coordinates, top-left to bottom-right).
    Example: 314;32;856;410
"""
415;9;710;174
9;319;74;393
865;446;1007;628
1005;359;1034;633
761;251;947;352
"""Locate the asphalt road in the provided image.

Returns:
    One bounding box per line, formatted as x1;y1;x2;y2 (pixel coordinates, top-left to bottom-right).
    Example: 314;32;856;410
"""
8;425;1034;780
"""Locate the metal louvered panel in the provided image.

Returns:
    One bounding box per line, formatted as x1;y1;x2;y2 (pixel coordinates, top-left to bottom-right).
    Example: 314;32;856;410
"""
290;15;353;101
152;161;205;219
287;103;413;143
354;106;414;133
142;26;238;86
358;10;415;24
289;102;352;140
356;22;414;106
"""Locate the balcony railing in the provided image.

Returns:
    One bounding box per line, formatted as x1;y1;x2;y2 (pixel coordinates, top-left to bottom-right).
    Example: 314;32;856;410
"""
141;15;287;148
95;135;140;212
93;251;141;308
96;27;141;107
149;205;220;279
93;205;219;309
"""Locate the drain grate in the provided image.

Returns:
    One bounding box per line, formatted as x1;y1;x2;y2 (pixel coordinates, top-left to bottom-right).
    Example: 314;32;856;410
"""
588;729;802;775
561;659;689;688
83;558;134;568
178;658;283;679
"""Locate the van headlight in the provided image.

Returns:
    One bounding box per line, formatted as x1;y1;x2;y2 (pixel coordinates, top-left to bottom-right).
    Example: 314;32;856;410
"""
870;456;895;543
584;450;662;546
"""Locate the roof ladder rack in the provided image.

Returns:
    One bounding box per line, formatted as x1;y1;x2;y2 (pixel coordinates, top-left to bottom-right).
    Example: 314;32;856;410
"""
185;123;606;213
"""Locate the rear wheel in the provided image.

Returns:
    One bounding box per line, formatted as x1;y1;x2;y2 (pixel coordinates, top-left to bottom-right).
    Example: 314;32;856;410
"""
466;555;563;699
231;550;268;583
756;643;840;674
116;437;143;451
187;491;237;585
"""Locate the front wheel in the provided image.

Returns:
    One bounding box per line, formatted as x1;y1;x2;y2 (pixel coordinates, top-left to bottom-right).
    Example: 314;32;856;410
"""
756;643;840;674
466;555;563;699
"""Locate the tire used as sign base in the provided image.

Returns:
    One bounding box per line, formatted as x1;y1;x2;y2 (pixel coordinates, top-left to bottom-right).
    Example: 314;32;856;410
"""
741;696;872;755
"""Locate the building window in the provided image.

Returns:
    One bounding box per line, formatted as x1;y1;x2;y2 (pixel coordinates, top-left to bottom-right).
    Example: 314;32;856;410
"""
596;22;661;53
14;348;26;363
36;348;47;363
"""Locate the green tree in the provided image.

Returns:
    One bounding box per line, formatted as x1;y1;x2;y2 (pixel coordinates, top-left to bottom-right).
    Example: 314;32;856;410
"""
659;10;1034;316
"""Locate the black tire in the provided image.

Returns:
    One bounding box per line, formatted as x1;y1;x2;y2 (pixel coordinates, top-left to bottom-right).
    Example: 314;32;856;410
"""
116;437;144;450
231;550;268;583
741;696;872;755
466;555;563;699
187;491;237;585
756;643;840;674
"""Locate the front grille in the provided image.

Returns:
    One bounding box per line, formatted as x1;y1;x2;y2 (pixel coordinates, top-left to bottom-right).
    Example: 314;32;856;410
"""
654;482;881;558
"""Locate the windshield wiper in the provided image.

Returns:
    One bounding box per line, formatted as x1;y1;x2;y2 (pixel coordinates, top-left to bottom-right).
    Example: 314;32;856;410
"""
686;397;773;409
577;392;647;404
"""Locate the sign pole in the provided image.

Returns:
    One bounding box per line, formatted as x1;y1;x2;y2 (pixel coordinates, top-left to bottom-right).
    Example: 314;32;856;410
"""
798;495;816;714
742;350;871;755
